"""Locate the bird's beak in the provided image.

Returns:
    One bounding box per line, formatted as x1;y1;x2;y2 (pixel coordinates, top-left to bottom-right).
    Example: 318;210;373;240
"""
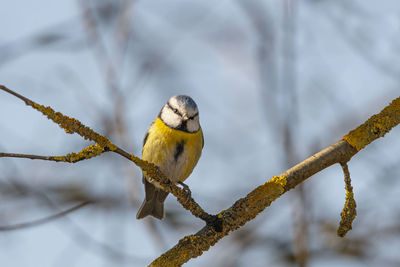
182;113;189;121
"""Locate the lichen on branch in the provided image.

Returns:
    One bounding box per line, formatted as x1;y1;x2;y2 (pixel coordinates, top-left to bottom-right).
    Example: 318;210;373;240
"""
0;144;105;163
151;96;400;266
31;102;117;151
53;144;106;163
337;162;357;237
342;97;400;151
2;85;400;267
0;85;212;223
129;153;212;221
150;176;288;267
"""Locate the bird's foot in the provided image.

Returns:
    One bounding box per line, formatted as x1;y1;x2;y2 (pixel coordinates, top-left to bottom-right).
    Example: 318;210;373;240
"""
178;181;191;203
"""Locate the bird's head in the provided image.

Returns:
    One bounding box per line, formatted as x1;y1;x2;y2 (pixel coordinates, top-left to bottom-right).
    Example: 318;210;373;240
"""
159;95;200;132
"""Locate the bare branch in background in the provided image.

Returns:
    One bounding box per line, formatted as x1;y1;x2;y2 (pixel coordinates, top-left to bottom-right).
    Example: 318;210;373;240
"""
281;1;309;266
237;0;279;127
320;1;400;82
0;201;92;231
0;19;84;67
79;0;120;95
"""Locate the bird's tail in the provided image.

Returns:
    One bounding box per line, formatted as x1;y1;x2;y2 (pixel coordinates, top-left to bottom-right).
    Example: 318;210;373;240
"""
136;195;164;219
136;178;168;219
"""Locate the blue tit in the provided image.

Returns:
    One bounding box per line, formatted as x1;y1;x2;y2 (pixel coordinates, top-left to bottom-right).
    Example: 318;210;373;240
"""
136;95;204;219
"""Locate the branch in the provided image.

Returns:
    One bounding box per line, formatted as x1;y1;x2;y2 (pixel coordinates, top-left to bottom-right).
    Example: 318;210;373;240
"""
0;201;92;231
0;144;107;163
0;85;34;105
1;85;399;266
150;96;400;266
337;162;357;237
0;85;216;225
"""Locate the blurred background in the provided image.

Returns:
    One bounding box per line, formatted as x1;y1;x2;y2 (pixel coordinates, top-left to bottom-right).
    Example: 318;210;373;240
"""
0;0;400;266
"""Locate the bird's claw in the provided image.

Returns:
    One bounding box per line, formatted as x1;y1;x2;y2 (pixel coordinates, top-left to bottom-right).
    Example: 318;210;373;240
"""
178;181;191;203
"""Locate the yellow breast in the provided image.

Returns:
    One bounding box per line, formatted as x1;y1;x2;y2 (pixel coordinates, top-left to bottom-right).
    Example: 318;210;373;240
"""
142;118;203;183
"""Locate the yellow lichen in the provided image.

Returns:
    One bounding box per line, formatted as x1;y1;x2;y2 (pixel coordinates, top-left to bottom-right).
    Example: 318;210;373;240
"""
150;176;289;266
149;97;400;266
337;163;357;237
50;144;105;163
337;189;357;237
271;175;287;188
219;175;287;232
6;87;211;222
150;233;214;267
130;154;172;191
189;236;198;242
31;102;117;151
342;97;400;151
52;156;64;161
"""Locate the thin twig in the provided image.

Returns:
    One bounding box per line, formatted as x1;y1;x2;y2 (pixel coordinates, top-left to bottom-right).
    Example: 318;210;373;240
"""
340;162;352;191
0;143;107;163
3;178;146;264
0;152;61;161
0;85;33;105
337;161;357;237
0;201;92;231
0;152;90;163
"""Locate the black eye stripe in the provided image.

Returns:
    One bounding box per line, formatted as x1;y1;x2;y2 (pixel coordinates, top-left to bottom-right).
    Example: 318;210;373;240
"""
167;102;182;116
189;113;198;120
167;102;198;119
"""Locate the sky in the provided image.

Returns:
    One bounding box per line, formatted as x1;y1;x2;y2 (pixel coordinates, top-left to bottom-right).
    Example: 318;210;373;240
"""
0;0;400;266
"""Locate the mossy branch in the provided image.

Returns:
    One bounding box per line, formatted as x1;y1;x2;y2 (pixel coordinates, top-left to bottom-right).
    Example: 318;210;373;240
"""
0;144;107;163
337;162;357;237
1;85;399;266
342;97;400;150
150;96;400;266
0;85;214;224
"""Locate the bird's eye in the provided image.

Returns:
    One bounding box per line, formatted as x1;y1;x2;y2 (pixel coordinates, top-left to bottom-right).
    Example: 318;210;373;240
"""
173;108;178;113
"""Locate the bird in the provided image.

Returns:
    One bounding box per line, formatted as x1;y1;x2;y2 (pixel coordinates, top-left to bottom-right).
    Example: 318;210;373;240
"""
136;95;204;219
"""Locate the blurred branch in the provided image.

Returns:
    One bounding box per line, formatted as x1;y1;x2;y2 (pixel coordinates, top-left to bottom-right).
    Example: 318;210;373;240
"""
0;2;124;67
0;201;92;231
2;177;146;265
79;0;135;149
280;1;309;266
79;0;119;95
236;0;279;127
321;2;400;82
0;19;83;67
113;0;137;69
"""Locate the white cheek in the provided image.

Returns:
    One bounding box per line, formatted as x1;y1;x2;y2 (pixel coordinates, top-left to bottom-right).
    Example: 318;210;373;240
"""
161;107;181;128
187;117;200;132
